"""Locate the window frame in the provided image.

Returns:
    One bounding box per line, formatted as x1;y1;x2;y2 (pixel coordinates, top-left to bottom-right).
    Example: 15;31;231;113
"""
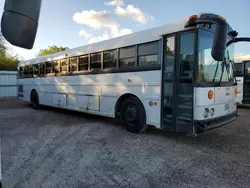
69;56;79;72
19;67;24;77
103;49;118;70
60;58;69;73
46;62;53;75
39;63;46;76
78;55;90;72
28;65;34;77
119;45;136;68
52;60;60;74
90;52;102;70
33;64;40;76
137;41;159;67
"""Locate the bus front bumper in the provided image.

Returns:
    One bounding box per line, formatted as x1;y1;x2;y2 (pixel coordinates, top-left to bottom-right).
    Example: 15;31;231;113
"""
194;111;237;133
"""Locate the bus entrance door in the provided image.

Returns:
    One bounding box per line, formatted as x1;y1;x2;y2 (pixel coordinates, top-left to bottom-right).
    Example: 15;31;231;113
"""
243;61;250;104
162;32;195;133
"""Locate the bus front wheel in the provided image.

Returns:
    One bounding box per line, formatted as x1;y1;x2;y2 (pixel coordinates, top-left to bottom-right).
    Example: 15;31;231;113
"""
31;90;40;110
120;97;148;133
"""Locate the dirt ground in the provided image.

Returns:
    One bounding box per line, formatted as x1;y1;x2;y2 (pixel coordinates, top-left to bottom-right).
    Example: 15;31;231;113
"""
1;99;250;188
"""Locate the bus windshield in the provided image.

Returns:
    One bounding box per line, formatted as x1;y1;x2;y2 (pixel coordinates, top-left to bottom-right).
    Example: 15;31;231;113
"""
197;29;235;84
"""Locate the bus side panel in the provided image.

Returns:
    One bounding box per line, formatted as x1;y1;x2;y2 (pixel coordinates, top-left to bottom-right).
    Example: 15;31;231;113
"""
144;99;161;127
18;70;161;128
39;92;53;105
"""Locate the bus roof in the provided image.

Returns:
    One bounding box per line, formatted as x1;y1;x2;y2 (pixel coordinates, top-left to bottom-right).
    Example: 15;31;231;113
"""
19;16;193;67
18;12;226;67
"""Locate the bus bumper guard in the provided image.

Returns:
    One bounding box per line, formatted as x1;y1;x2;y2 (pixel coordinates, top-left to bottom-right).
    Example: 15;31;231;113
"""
194;111;237;133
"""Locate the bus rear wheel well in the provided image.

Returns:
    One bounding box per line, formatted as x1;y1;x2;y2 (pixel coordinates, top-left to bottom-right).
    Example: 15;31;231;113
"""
115;94;144;118
30;89;37;101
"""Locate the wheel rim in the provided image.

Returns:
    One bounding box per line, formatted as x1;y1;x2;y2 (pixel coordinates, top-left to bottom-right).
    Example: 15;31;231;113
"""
123;104;138;127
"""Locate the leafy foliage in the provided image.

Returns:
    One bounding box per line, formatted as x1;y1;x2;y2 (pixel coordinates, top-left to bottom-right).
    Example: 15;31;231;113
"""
0;34;19;71
38;45;69;56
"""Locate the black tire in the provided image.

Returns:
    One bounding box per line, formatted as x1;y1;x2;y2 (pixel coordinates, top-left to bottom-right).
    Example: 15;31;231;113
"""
31;91;40;110
120;97;148;133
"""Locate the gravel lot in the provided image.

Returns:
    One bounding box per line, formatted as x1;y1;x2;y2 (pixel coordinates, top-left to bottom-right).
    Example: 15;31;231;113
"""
1;99;250;188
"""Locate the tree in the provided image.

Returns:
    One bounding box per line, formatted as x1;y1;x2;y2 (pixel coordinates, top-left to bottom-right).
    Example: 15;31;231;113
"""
167;46;174;56
0;34;7;56
38;45;69;56
0;34;19;71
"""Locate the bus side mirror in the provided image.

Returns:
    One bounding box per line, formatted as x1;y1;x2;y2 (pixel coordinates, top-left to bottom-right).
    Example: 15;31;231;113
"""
211;24;227;61
1;0;42;49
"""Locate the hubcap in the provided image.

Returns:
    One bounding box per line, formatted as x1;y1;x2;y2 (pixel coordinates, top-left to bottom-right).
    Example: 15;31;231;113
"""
124;104;137;126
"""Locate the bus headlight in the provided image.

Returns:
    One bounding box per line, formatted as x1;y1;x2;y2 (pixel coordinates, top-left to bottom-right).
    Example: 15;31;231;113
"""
203;108;209;118
210;108;215;116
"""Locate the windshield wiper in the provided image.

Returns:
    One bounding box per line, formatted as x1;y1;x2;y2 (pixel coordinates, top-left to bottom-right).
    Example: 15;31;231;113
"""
207;60;219;83
212;61;219;83
217;58;226;86
224;50;236;85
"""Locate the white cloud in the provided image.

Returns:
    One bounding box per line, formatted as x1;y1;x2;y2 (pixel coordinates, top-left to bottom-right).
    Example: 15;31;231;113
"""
79;29;92;38
73;10;117;29
74;7;135;44
88;31;111;44
79;27;133;44
118;28;133;36
110;27;132;38
115;5;149;24
104;0;125;6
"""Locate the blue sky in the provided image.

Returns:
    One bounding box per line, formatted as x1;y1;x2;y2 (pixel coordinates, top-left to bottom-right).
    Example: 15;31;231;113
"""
0;0;249;60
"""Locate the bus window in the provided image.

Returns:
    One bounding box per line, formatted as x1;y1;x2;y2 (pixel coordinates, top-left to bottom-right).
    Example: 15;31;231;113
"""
53;60;60;73
164;36;175;79
90;53;101;70
60;59;68;73
19;67;23;77
103;50;117;69
29;66;34;77
70;57;78;72
46;62;52;74
79;55;89;71
179;33;195;78
138;41;159;66
119;46;136;67
40;63;45;75
33;64;39;75
23;66;29;77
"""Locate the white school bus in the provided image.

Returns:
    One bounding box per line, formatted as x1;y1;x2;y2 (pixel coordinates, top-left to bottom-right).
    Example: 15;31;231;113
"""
234;55;250;104
18;13;239;135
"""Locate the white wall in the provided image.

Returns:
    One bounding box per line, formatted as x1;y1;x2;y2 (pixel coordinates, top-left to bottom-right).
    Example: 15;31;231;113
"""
0;71;18;98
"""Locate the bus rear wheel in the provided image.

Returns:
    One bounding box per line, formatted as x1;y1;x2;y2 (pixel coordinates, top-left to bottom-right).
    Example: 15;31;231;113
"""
31;90;40;110
120;97;148;133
